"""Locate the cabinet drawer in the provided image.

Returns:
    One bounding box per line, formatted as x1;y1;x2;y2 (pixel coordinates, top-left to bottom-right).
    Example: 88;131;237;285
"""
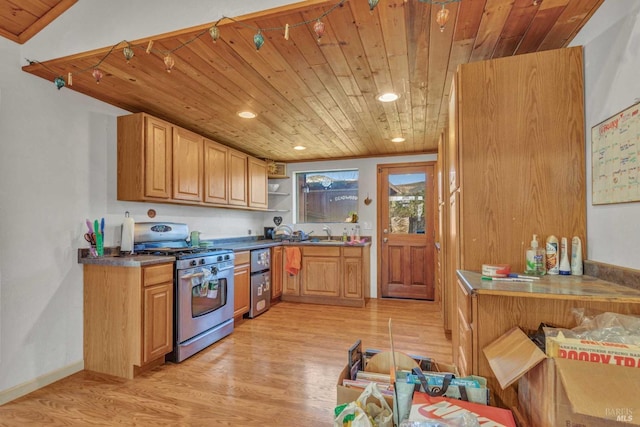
143;263;173;287
235;251;250;266
342;246;362;257
302;246;340;257
456;279;471;322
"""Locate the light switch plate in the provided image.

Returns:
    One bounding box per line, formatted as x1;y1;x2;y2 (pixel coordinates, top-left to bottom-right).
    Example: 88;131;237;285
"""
363;221;372;230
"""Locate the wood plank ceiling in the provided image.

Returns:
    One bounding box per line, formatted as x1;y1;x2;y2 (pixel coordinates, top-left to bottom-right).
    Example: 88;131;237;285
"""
20;0;603;162
0;0;76;44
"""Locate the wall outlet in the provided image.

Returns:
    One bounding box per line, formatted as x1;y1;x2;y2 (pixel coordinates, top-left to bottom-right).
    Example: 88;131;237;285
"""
363;221;372;230
248;229;252;235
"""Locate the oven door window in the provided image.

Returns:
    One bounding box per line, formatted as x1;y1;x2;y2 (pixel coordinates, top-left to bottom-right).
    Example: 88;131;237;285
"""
191;276;227;317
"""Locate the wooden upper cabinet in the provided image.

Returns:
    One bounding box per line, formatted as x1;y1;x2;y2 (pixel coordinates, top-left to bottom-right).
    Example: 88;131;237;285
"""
248;157;268;209
204;139;229;204
118;113;173;201
172;127;203;202
228;149;248;207
117;112;267;211
456;47;586;272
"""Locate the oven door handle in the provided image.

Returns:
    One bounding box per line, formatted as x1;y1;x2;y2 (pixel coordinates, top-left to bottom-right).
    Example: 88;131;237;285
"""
181;272;205;280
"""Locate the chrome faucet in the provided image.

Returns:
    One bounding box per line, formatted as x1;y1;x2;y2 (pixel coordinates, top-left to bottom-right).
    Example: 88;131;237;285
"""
322;225;332;240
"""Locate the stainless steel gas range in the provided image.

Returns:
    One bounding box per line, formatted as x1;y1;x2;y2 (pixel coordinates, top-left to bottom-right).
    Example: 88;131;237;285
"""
134;222;234;362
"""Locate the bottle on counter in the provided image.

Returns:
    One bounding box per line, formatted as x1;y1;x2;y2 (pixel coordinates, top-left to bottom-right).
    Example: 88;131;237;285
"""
355;225;361;241
525;234;546;276
559;237;571;275
546;235;559;275
571;236;583;275
342;228;348;242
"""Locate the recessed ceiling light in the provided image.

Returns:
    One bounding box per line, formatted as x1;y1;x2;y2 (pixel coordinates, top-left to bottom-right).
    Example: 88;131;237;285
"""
238;111;257;119
293;145;306;150
377;92;399;102
391;137;405;143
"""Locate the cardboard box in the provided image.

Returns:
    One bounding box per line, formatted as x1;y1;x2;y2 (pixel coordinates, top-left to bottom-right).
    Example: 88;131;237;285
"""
336;345;459;407
408;392;516;427
337;363;394;407
484;327;640;426
546;330;640;367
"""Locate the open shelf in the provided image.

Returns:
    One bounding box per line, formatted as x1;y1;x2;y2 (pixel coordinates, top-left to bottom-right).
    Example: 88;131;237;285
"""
268;191;289;196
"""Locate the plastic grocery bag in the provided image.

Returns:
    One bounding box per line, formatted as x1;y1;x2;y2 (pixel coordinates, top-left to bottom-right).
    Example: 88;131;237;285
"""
334;402;372;427
334;382;393;427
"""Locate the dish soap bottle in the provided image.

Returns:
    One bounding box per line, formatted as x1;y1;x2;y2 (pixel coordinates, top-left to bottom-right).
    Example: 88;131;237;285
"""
546;235;559;275
342;228;348;242
525;234;546;276
559;237;571;275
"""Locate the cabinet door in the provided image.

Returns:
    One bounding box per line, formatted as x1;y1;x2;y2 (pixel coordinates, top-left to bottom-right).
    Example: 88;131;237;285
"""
455;279;473;377
342;256;362;299
172;127;203;202
447;76;459;194
271;246;283;299
248;157;268;209
144;116;173;199
282;248;300;296
301;256;340;297
228;150;248;207
233;264;250;317
142;282;173;364
447;190;460;344
204;139;228;204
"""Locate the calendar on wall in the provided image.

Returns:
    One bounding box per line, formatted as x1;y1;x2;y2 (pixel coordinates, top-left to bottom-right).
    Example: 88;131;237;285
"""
591;102;640;205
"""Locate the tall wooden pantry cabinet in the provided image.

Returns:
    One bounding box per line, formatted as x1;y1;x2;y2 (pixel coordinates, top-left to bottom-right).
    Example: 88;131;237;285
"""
441;47;587;374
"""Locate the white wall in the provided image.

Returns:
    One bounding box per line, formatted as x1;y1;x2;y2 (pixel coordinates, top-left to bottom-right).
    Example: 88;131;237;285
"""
0;0;301;403
570;0;640;270
273;155;437;298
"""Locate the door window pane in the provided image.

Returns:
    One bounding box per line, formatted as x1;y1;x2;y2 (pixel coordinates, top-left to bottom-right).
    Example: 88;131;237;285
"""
388;173;426;234
295;170;358;223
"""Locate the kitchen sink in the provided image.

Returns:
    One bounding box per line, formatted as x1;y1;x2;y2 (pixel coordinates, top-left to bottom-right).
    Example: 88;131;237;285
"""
301;239;344;245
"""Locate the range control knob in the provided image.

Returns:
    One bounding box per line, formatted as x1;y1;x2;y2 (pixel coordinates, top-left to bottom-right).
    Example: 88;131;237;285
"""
217;255;223;262
190;260;197;266
199;259;206;265
211;266;218;275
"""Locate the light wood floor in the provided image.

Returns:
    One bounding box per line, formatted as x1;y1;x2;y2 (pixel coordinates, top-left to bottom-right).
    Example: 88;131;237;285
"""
0;299;452;426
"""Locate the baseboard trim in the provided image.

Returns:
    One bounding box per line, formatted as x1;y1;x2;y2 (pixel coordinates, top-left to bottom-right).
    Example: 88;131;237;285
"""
0;360;84;406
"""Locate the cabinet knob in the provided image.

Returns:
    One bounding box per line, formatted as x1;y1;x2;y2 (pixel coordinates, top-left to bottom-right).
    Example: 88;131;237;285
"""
383;237;388;243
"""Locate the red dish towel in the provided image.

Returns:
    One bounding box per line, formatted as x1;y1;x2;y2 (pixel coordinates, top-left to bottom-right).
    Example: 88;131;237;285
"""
285;247;301;276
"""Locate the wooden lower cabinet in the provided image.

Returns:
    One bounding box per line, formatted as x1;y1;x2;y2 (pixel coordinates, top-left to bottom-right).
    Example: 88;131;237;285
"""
83;263;174;379
456;271;640;411
271;246;283;301
233;251;250;318
281;245;369;307
454;279;472;377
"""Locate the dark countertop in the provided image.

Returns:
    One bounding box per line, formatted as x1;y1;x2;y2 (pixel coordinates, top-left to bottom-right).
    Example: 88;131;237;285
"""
77;238;371;267
78;247;175;267
457;270;640;302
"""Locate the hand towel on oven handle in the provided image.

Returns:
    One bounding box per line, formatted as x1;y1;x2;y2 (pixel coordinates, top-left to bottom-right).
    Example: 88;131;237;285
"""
191;267;219;299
